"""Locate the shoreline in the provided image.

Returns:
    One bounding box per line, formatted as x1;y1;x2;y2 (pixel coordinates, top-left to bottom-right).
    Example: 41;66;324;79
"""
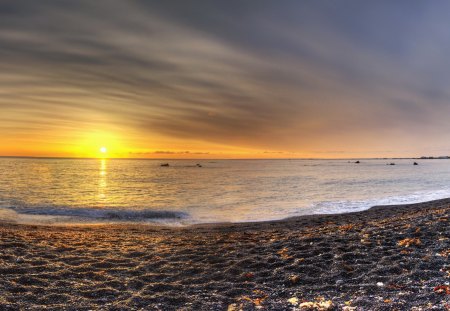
2;197;450;230
1;198;449;309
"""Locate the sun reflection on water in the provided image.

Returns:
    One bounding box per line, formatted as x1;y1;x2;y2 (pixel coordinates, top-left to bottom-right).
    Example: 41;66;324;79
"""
98;159;107;201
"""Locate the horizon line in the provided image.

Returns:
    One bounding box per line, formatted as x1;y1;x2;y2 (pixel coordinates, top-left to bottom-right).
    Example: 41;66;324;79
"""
0;155;445;161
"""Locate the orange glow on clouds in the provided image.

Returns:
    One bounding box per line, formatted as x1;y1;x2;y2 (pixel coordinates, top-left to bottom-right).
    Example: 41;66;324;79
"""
4;2;450;159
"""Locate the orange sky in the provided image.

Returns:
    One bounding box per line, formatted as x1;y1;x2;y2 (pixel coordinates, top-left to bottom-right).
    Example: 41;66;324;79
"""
2;2;450;159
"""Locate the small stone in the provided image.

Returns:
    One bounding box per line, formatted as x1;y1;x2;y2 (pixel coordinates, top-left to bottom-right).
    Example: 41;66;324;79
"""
288;297;299;306
377;282;384;287
289;274;300;284
227;303;239;311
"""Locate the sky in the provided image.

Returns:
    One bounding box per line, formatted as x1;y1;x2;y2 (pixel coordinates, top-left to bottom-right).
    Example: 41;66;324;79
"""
2;1;450;158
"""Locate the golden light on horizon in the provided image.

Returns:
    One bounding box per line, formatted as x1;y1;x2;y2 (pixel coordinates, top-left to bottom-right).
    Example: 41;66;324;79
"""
68;130;127;158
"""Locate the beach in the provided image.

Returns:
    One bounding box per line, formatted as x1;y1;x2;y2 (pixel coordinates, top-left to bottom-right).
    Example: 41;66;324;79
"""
3;1;450;310
1;199;449;310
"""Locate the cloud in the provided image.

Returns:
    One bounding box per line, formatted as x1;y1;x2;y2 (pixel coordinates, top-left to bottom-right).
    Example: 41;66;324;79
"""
129;151;209;155
2;1;450;156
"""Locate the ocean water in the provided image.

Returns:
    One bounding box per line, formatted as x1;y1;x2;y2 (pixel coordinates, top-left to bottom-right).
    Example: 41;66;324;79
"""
1;158;450;226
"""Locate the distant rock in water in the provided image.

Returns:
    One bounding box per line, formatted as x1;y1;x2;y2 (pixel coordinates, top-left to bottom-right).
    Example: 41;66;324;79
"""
355;161;360;164
414;162;418;165
160;163;170;167
388;163;395;165
196;163;202;167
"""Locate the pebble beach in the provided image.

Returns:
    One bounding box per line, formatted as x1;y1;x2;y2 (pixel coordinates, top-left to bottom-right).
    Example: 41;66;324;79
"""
1;199;450;310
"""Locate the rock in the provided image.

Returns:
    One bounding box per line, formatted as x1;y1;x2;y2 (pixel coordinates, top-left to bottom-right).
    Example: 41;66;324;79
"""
160;163;169;167
299;300;333;310
288;297;299;306
355;161;360;164
289;274;300;284
413;162;418;165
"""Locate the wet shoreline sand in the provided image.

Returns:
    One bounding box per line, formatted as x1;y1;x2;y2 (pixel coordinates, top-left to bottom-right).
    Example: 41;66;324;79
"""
1;199;450;310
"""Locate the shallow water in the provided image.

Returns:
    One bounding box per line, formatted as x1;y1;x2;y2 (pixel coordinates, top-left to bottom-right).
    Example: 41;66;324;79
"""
0;158;450;225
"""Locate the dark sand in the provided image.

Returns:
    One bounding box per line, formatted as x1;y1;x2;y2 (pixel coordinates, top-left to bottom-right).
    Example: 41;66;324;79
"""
1;199;450;310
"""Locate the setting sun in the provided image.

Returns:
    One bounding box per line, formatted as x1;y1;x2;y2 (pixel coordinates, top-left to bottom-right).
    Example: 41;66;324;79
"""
100;147;107;154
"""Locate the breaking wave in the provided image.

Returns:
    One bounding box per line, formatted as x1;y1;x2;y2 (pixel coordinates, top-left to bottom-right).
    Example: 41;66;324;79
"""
0;207;189;225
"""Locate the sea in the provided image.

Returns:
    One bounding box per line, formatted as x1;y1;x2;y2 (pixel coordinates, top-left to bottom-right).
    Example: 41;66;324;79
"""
1;157;450;226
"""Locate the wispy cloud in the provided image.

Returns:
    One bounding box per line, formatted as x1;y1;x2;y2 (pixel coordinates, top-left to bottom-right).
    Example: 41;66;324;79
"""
2;1;450;157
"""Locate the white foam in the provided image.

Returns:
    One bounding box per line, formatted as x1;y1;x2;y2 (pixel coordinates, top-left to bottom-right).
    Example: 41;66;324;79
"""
310;189;450;215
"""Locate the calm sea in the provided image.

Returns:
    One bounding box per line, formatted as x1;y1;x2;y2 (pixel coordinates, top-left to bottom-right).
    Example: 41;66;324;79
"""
1;158;449;226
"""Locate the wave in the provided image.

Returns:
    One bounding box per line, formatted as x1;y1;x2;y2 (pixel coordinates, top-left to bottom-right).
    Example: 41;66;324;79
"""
311;189;450;215
0;207;189;224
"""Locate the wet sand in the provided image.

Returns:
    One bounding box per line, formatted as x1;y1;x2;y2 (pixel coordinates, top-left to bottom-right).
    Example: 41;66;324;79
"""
1;199;450;310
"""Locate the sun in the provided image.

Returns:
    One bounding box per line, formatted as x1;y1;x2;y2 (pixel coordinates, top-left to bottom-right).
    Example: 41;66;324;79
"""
100;147;107;154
